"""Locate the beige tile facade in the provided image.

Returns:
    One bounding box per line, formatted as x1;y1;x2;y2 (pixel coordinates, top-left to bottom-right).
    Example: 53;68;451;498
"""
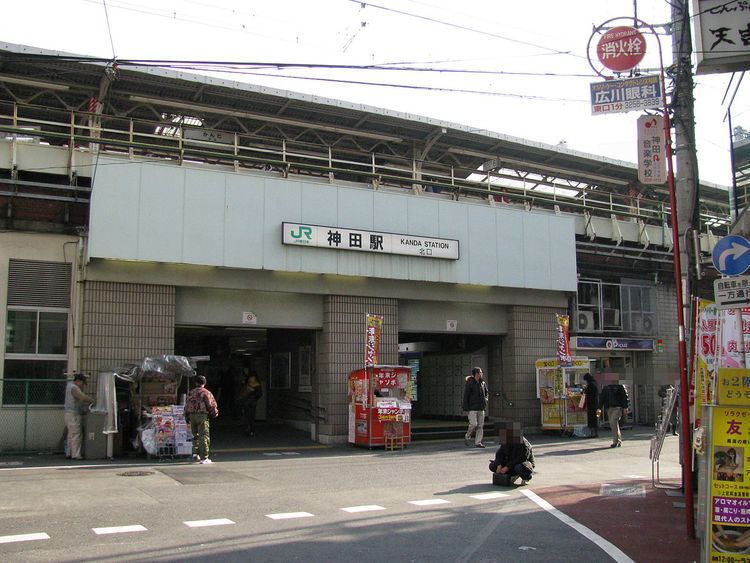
79;281;175;390
499;305;566;431
316;295;398;444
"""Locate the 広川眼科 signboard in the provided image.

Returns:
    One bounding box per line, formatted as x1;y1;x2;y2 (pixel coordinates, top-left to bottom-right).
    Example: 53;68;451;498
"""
590;75;661;116
282;222;459;260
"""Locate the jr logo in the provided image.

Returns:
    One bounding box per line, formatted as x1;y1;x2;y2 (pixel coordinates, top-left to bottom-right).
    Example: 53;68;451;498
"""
290;226;313;240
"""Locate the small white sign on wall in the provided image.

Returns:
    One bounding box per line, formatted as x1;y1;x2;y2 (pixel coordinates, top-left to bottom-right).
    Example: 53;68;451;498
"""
447;320;458;332
242;311;258;324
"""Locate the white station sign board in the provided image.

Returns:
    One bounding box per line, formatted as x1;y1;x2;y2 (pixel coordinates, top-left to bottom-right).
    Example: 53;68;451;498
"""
714;275;750;310
282;222;459;260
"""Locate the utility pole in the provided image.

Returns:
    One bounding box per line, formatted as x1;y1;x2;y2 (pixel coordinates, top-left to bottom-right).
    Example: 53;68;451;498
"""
670;0;700;539
671;0;700;284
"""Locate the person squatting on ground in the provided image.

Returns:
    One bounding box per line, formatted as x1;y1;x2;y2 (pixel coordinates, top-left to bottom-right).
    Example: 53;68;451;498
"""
598;383;629;448
489;421;535;486
463;367;489;448
583;373;599;438
64;373;95;460
238;372;263;436
185;375;219;464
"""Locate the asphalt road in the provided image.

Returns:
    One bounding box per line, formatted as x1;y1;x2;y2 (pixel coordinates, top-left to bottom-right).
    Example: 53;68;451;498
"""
0;429;683;562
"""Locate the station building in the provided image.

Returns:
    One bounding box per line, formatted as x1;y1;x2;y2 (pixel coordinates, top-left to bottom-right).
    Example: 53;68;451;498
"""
0;42;730;450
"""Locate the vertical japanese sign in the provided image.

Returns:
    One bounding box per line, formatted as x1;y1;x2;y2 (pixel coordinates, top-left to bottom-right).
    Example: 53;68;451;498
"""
365;314;383;366
637;115;666;184
722;308;750;369
696;299;719;426
693;0;750;75
555;314;572;365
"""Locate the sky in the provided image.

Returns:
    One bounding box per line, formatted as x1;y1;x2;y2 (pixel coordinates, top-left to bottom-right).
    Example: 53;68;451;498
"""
1;0;746;187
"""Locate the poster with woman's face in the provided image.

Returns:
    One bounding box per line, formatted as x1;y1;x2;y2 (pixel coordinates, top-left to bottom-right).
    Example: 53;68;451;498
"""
715;446;744;483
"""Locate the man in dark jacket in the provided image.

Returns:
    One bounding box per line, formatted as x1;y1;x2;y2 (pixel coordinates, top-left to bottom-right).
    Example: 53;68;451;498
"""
598;383;629;448
462;367;489;448
489;422;535;486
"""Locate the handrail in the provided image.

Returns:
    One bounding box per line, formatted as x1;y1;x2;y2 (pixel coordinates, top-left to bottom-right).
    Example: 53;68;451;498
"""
0;101;731;233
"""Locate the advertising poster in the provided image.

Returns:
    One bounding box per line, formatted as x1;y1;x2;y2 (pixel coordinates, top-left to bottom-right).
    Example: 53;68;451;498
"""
709;406;750;561
722;308;750;369
365;314;383;366
555;314;572;365
542;401;563;428
696;299;719;425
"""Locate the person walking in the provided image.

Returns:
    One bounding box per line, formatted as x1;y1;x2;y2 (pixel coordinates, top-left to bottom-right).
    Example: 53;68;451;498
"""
598;382;629;448
583;373;599;438
64;373;95;460
462;367;489;448
239;372;263;436
185;375;219;464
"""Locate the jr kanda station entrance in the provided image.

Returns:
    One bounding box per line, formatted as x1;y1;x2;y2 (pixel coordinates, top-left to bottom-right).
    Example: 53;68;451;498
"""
76;150;580;448
6;45;711;454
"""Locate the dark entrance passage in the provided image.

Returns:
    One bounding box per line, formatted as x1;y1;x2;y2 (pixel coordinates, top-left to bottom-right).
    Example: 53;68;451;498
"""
175;326;317;450
399;332;497;441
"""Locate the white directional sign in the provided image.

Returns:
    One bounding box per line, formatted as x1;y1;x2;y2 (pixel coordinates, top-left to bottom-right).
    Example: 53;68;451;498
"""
714;275;750;310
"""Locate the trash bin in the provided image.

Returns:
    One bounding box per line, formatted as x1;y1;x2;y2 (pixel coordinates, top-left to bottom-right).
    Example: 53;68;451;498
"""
84;412;109;460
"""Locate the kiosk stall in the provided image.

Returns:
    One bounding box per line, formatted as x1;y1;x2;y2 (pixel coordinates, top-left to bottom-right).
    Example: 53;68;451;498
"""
348;365;412;448
535;357;592;434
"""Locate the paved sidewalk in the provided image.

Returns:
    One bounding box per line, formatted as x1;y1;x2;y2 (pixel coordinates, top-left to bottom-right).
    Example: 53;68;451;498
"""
533;479;698;562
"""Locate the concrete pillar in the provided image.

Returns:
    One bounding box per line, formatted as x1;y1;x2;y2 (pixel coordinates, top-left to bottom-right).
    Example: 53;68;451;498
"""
315;295;397;444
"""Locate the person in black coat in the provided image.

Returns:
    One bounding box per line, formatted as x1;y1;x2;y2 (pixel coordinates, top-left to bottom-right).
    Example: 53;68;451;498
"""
598;383;630;448
462;367;489;448
489;422;535;486
583;373;599;438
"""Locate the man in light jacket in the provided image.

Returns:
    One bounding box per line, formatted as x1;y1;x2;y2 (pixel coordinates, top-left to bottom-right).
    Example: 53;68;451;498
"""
64;373;95;460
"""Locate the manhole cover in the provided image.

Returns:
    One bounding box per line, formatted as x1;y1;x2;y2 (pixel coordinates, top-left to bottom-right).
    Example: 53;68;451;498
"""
117;470;155;477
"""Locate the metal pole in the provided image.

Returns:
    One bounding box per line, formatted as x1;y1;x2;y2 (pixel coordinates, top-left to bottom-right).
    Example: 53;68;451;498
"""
661;67;696;538
22;380;29;451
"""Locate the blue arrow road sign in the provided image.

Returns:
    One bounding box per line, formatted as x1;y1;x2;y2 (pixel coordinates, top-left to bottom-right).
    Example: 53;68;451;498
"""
712;235;750;276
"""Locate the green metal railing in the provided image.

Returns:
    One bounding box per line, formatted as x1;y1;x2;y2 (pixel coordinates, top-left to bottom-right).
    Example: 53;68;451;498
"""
0;378;67;453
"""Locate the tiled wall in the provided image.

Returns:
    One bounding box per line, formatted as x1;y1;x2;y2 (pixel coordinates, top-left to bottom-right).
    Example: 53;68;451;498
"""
654;283;679;384
80;281;175;391
316;295;398;444
499;305;565;431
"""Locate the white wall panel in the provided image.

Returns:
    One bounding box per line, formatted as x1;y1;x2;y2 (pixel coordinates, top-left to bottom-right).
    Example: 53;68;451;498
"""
263;178;302;272
300;183;338;274
548;215;578;291
89;156;577;292
89;161;141;258
467;205;499;286
183;169;225;266
438;200;468;282
522;213;552;289
496;206;525;287
138;165;185;262
225;174;264;269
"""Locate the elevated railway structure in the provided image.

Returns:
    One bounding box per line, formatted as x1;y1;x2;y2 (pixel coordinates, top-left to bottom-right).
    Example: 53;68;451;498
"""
0;42;730;280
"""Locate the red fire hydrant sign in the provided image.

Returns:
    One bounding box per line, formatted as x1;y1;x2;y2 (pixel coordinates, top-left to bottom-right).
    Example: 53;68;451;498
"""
597;26;646;72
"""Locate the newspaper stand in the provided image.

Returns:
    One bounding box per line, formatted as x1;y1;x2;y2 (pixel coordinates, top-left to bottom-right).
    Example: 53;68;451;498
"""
535;357;592;434
348;365;412;448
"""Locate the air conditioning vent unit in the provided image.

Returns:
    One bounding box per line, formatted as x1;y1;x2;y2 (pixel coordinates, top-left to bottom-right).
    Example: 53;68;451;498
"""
642;313;656;335
603;309;620;327
630;313;656;336
577;311;595;331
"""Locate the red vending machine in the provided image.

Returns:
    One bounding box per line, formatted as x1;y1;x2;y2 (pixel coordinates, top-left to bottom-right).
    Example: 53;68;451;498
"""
348;365;412;448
